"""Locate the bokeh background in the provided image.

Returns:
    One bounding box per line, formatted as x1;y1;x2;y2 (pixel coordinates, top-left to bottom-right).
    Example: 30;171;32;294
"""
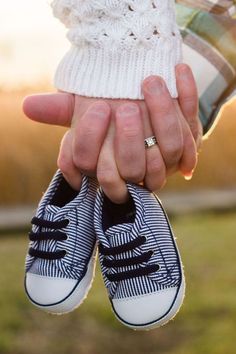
0;1;236;354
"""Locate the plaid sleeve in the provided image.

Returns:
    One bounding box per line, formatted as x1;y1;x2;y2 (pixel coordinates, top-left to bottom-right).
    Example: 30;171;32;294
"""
176;3;236;136
176;0;236;17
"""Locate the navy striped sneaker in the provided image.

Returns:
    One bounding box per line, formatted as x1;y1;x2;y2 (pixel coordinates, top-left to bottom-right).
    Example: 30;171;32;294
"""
25;170;98;314
94;183;185;330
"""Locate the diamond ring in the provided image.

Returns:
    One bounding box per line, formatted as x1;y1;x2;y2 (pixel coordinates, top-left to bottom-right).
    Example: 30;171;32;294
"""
144;136;157;149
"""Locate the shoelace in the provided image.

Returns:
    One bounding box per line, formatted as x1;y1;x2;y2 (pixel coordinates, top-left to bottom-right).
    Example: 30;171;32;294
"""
28;216;69;260
99;236;159;282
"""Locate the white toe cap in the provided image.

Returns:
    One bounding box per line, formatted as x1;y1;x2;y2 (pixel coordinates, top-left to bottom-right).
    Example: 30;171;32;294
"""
25;273;77;306
112;286;181;327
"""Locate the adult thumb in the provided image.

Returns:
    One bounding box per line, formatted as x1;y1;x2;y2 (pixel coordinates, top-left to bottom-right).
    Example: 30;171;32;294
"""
22;92;74;127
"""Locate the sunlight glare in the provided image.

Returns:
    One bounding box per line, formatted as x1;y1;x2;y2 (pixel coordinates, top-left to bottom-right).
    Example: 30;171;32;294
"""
0;0;68;88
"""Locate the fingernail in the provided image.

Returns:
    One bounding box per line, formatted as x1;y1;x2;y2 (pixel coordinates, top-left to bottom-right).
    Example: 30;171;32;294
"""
145;78;165;95
89;103;109;118
184;170;194;181
118;104;139;116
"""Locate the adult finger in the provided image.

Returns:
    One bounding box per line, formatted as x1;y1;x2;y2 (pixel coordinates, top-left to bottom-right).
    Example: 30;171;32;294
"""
145;146;167;191
139;103;167;191
22;92;74;127
176;103;198;178
97;121;129;204
142;76;184;171
176;64;203;148
72;101;111;175
115;103;145;183
57;130;82;190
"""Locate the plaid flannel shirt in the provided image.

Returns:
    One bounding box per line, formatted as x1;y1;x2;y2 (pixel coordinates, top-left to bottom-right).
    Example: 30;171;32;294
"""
177;0;236;17
176;0;236;135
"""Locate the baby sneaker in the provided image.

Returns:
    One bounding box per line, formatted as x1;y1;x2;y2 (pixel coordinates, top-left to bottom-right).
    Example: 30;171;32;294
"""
25;170;98;314
94;183;185;330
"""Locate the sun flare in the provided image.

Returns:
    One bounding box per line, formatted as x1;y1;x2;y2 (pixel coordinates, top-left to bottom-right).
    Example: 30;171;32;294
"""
0;0;68;88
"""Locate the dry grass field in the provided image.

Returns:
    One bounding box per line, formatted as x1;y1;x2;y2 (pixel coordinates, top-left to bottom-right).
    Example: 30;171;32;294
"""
0;87;236;205
0;87;65;205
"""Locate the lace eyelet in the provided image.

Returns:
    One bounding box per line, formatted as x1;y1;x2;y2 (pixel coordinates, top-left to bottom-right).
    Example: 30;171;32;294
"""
155;264;160;271
62;250;67;257
64;235;69;241
139;235;147;243
64;218;71;227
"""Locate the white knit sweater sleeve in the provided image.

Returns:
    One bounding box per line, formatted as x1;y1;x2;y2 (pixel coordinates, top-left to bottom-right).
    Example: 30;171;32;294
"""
51;0;182;99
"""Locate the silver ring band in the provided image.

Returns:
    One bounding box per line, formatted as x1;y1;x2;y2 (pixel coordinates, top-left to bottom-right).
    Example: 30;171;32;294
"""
144;136;157;149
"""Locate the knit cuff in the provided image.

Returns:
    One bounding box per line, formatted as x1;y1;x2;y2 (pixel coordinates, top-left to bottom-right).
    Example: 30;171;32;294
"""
54;38;182;100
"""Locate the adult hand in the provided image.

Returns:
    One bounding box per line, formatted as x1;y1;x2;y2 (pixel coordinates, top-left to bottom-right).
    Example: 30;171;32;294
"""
23;64;202;202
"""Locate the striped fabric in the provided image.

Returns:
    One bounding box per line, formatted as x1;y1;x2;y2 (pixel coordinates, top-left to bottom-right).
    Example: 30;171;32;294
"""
25;170;98;280
177;0;236;17
176;1;236;135
94;184;183;300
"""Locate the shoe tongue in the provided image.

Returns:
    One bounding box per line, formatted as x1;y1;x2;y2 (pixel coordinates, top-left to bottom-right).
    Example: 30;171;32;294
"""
45;204;61;215
104;223;133;249
105;223;133;237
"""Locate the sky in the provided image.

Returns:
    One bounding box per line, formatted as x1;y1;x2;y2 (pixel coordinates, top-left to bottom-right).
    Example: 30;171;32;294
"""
0;0;68;88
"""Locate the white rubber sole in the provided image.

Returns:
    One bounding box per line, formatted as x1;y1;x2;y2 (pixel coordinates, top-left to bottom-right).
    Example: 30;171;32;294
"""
113;277;185;331
26;246;97;315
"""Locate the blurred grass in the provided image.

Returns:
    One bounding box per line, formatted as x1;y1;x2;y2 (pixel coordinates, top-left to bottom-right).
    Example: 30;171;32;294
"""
0;88;236;205
0;212;235;354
